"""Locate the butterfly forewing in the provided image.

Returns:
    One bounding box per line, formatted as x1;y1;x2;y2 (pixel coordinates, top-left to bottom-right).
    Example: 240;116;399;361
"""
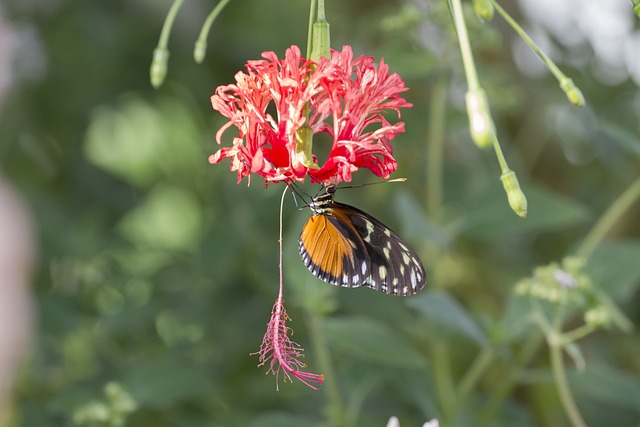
298;186;426;296
298;210;370;288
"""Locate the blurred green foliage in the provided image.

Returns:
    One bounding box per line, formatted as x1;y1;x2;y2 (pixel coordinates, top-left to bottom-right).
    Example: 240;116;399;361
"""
1;0;639;426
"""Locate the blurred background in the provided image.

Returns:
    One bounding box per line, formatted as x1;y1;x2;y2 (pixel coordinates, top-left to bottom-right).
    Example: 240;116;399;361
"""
0;0;639;426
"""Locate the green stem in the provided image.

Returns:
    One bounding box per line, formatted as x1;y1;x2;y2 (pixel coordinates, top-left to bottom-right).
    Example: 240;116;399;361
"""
549;340;588;427
449;0;480;90
158;0;185;50
457;345;495;400
481;332;543;422
576;174;640;260
489;0;564;82
432;342;456;425
426;77;448;222
559;323;597;346
306;0;318;58
194;0;232;62
306;311;346;426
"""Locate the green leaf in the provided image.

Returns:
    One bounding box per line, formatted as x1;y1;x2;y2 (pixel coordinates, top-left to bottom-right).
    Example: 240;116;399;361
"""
117;185;202;251
462;184;591;241
585;240;640;301
123;358;214;406
393;190;452;248
323;316;426;368
84;96;203;188
570;364;640;413
407;290;487;345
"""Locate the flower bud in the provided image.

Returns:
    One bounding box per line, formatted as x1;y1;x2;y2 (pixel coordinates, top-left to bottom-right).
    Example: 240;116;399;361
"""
500;170;527;218
465;89;496;149
295;126;320;170
150;47;169;89
634;0;640;17
560;77;585;107
194;39;207;64
473;0;494;20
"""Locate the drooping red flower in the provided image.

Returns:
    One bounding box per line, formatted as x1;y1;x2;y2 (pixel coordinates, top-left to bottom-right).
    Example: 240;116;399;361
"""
254;297;324;390
209;45;412;186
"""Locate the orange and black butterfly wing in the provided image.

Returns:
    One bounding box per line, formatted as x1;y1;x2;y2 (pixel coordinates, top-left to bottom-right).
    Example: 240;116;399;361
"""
335;202;426;296
298;209;371;288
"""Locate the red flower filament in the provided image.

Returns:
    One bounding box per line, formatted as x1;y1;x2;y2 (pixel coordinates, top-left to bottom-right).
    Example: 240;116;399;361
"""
255;298;324;390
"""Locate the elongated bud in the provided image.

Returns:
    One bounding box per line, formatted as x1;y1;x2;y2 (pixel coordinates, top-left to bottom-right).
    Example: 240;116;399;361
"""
194;39;207;64
473;0;494;20
309;19;331;62
150;47;169;89
633;0;640;17
500;170;527;218
560;77;585;107
466;89;496;149
295;126;320;170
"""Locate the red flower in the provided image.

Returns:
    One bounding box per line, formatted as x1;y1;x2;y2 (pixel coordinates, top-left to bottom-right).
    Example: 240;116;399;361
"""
209;45;412;186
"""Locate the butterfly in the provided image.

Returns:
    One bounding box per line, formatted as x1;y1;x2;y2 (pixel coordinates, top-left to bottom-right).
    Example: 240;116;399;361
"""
298;184;426;296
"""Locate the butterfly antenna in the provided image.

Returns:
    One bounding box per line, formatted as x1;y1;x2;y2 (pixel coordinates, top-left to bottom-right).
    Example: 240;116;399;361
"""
338;178;407;190
286;180;311;210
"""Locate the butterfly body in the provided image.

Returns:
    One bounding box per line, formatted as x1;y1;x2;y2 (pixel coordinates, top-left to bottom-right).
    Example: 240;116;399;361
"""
298;185;426;296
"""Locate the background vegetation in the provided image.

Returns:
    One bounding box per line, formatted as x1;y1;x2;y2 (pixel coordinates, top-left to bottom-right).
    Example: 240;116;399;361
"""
1;0;639;426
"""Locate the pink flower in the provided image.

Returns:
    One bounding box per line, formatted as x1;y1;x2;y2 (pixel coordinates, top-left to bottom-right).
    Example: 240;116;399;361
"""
254;298;324;390
209;45;412;186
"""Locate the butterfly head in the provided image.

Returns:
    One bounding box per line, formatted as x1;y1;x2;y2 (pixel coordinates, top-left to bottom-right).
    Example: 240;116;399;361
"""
309;184;337;215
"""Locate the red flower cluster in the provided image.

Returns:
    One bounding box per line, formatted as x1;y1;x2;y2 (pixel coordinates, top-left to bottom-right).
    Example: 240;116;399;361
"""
209;45;412;186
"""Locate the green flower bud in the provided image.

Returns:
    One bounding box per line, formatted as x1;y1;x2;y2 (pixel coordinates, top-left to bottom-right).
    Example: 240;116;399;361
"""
150;47;169;89
633;0;640;17
465;89;497;149
585;306;610;328
295;126;320;170
473;0;494;20
500;170;528;218
194;39;207;64
560;77;585;107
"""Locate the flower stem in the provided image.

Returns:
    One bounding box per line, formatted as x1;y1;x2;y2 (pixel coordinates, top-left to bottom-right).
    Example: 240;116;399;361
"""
489;0;584;106
432;341;456;424
158;0;184;50
549;339;588;427
481;332;543;422
457;345;495;400
426;77;448;223
559;323;597;346
194;0;233;63
306;0;317;58
449;0;480;90
576;174;640;260
305;312;347;425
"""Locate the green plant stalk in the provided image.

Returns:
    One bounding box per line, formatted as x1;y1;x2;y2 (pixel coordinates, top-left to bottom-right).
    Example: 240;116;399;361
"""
457;345;495;400
489;0;563;82
549;340;588;427
158;0;185;50
305;311;346;425
448;0;480;90
559;323;597;346
432;342;456;425
194;0;232;62
481;332;543;422
306;0;318;58
426;77;448;222
576;174;640;260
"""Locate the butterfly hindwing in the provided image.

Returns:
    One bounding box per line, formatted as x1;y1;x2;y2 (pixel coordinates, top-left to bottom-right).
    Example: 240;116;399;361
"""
335;202;426;296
